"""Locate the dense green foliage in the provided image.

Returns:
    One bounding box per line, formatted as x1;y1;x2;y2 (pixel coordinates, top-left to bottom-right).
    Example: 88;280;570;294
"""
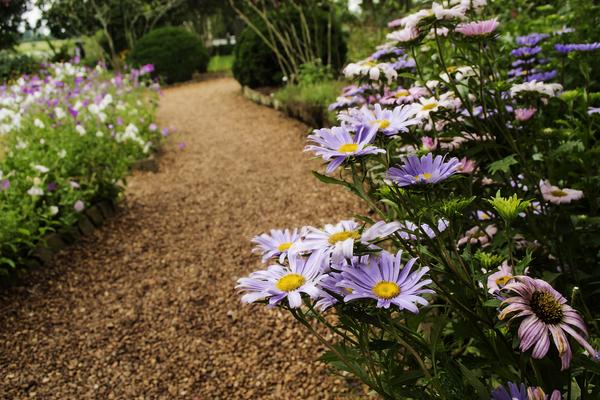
232;6;347;88
130;27;208;84
0;51;39;83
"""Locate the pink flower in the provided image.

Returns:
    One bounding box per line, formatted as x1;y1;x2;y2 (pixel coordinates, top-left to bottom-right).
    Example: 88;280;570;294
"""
455;18;499;37
499;276;599;370
487;262;513;295
387;26;420;43
539;180;584;204
457;225;497;247
74;200;85;212
421;136;438;151
456;157;476;174
514;107;537;121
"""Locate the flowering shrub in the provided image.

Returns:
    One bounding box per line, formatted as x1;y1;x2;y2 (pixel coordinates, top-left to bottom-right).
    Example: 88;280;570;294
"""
0;61;161;272
236;1;600;398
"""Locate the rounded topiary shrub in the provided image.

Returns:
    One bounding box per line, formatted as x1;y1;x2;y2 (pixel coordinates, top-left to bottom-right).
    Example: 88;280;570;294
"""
233;7;347;88
130;27;208;84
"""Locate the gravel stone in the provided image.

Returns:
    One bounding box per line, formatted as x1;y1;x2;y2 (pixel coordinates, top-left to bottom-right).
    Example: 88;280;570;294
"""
0;78;363;399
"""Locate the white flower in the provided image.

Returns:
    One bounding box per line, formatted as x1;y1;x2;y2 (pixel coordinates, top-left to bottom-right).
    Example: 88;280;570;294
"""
54;107;66;119
510;81;563;97
34;165;49;173
27;186;44;196
96;131;104;138
399;9;434;29
75;125;86;136
34;118;45;129
344;59;398;83
387;26;420;43
431;2;467;20
58;149;67;158
49;206;59;216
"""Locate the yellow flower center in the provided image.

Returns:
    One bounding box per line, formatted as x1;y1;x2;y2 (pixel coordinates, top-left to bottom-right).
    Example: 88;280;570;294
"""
277;242;293;252
328;230;361;244
550;189;568;197
276;273;306;292
375;119;391;129
395;89;410;98
495;275;512;286
365;60;377;67
338;143;359;153
372;281;400;299
421;102;438;111
530;291;564;325
446;66;458;73
414;172;432;181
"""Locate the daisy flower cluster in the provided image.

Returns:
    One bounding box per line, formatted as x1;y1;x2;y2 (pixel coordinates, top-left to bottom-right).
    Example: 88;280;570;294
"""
238;220;434;313
0;60;163;269
236;0;600;396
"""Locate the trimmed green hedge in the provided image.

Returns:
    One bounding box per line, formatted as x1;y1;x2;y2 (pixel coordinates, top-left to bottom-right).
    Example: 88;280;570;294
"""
130;27;209;84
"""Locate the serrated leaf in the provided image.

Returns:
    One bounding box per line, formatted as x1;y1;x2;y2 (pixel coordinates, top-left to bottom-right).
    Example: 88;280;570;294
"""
487;155;518;175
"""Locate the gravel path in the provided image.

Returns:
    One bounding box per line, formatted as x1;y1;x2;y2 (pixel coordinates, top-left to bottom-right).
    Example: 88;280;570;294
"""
0;78;361;399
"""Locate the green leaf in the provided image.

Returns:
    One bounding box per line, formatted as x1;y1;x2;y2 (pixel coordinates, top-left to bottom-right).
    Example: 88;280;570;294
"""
312;171;351;188
487;154;518;175
482;299;501;308
457;362;488;400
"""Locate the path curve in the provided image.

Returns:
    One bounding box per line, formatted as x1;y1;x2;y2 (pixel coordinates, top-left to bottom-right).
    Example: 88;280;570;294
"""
0;78;361;399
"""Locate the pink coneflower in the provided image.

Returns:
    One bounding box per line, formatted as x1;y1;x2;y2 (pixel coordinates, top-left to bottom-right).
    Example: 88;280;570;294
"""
539;180;583;204
455;18;499;37
514;107;537;121
499;276;599;370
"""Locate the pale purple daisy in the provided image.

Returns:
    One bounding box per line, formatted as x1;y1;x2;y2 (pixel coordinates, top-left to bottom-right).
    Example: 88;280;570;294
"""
236;251;326;308
338;250;433;311
588;107;600;115
301;219;401;263
339;104;421;136
387;153;460;186
315;271;346;311
499;276;599;370
396;219;449;241
539;180;583;204
555;42;600;53
490;382;527;400
251;228;303;263
491;383;561;400
454;18;499;37
487;262;513;295
380;86;428;105
305;125;384;173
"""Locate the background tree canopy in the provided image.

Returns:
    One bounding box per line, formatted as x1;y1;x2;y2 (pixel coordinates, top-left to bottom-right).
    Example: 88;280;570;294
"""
0;0;28;49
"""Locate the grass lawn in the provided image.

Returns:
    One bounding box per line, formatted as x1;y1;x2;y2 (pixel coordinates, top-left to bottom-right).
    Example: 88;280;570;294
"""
17;39;69;57
207;55;234;73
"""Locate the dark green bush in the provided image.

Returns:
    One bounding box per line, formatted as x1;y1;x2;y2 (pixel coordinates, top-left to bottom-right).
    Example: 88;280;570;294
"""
0;51;39;83
232;7;347;88
130;27;209;84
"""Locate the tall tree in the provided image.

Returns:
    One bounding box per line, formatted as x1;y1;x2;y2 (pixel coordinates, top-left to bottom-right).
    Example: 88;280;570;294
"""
0;0;28;49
